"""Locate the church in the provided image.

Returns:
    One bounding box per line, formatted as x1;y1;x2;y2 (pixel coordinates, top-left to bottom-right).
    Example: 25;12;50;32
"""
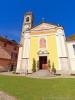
16;12;75;75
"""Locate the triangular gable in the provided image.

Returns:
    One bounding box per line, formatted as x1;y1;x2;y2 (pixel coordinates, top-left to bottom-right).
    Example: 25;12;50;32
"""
31;23;58;31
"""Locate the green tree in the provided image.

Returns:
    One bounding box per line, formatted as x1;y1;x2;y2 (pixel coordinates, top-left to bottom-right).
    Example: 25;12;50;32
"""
37;60;39;70
48;59;51;71
32;58;36;72
52;63;56;74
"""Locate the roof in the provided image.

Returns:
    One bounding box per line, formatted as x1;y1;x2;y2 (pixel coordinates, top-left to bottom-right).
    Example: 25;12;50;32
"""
0;36;18;45
32;22;59;29
66;34;75;41
30;23;63;35
31;22;63;30
24;12;32;16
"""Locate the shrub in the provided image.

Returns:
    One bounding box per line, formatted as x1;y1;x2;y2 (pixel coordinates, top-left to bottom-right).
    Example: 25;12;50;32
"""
32;58;36;72
37;60;39;70
52;63;56;74
48;59;51;71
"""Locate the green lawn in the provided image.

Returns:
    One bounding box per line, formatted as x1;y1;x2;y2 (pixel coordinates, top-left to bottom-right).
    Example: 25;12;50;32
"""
0;76;75;100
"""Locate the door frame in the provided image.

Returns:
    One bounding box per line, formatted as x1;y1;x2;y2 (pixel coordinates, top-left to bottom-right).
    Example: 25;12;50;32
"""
39;56;47;69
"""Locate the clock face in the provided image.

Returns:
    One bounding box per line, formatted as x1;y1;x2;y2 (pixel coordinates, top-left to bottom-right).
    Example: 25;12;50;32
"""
24;25;29;29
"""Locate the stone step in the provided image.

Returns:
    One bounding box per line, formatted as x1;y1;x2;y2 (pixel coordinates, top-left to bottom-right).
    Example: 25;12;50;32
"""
30;70;50;77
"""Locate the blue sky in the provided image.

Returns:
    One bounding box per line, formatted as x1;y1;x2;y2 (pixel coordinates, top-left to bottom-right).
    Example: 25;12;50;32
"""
0;0;75;42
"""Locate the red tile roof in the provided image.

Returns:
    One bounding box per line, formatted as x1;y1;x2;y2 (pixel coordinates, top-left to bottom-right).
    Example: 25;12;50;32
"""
66;34;75;41
0;36;18;45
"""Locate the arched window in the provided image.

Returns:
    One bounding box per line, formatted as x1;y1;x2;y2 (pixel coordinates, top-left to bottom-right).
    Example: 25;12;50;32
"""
26;17;29;22
40;38;46;48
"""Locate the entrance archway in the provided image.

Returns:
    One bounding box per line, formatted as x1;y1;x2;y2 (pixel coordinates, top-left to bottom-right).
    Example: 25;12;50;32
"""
39;56;48;69
37;50;49;70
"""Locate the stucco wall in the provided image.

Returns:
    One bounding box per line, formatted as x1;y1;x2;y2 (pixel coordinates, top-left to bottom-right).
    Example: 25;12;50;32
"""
67;41;75;71
29;33;59;71
47;34;59;69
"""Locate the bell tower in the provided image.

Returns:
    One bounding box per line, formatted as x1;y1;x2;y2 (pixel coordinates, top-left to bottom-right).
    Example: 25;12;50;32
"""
22;12;33;33
16;12;33;74
20;12;33;45
23;12;33;30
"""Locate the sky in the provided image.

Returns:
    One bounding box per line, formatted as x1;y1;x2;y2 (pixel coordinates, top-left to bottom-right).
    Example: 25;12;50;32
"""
0;0;75;42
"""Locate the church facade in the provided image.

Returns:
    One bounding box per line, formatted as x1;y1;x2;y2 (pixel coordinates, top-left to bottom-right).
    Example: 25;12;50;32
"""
16;12;75;74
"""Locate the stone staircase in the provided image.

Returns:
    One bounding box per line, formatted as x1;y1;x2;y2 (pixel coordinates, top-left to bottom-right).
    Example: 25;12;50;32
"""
27;69;73;78
28;70;71;78
28;70;51;77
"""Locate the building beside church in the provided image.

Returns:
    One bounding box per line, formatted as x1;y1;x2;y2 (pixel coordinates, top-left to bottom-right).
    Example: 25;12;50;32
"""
0;36;18;72
16;12;75;74
66;34;75;73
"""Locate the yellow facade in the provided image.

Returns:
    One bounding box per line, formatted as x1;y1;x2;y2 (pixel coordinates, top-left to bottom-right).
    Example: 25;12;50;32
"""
29;29;59;71
29;36;38;70
47;34;59;69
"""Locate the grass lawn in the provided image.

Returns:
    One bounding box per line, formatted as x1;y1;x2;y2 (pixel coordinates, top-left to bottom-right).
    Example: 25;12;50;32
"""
0;76;75;100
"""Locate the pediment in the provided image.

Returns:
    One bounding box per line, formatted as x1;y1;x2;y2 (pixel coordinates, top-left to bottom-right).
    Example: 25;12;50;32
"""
31;23;58;31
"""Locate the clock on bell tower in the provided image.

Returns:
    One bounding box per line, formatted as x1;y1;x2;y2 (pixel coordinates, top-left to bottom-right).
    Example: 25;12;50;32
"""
22;12;33;32
20;12;33;44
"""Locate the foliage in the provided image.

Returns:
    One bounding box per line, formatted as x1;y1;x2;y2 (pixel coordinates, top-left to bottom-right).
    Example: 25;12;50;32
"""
48;59;51;69
52;62;56;74
32;58;36;72
37;60;39;70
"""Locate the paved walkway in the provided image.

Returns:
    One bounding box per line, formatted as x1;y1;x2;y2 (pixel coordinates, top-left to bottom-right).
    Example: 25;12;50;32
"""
0;72;75;79
0;91;17;100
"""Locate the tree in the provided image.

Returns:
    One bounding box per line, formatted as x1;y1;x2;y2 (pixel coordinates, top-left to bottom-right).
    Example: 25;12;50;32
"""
52;63;56;75
48;59;51;72
32;58;36;72
37;60;39;71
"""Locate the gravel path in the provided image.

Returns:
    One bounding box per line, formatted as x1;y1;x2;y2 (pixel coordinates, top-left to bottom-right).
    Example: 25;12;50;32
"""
0;91;17;100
